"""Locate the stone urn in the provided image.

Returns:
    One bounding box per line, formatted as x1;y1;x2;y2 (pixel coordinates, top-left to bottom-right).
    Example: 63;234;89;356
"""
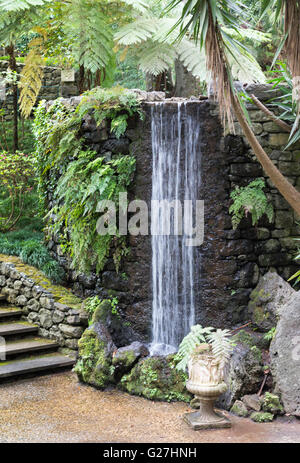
184;344;231;430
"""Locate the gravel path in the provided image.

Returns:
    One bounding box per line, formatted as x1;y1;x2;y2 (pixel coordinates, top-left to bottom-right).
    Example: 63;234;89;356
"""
0;371;299;443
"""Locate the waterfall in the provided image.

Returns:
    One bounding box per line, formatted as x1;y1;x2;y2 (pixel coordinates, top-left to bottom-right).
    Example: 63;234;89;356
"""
150;102;202;356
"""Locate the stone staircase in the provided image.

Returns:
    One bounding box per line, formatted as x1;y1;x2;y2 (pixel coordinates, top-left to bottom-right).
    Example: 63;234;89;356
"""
0;294;75;381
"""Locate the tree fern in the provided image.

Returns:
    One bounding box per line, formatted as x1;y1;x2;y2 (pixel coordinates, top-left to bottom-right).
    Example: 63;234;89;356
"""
138;41;176;76
68;0;114;73
19;33;45;118
114;19;158;45
0;0;51;11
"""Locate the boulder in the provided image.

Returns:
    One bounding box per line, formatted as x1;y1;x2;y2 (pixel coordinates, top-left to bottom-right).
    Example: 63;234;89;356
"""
217;342;264;410
120;355;192;403
112;341;149;375
270;291;300;416
230;400;249;417
242;394;261;412
74;311;116;389
248;271;295;332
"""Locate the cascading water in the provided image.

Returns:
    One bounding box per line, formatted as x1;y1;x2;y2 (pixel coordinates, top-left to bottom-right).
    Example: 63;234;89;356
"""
150;102;202;356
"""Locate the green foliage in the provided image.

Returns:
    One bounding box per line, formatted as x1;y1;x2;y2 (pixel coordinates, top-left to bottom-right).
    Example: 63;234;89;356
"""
120;355;191;403
229;178;274;229
0;116;35;154
268;62;299;149
175;325;233;372
66;0;114;74
263;327;276;342
84;295;119;321
76;86;143;138
0;151;35;231
33;87;141;274
0;0;51;12
0;227;65;283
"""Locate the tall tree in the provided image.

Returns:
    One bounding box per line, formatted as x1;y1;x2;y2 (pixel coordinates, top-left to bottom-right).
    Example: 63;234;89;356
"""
167;0;300;215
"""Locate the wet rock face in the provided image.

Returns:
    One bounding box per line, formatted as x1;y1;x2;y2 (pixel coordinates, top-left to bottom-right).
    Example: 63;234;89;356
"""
47;97;300;341
270;291;300;416
248;271;295;332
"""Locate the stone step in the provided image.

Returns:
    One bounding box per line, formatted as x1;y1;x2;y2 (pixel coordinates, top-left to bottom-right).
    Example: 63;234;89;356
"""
0;321;38;338
0;307;22;320
4;337;59;357
0;353;75;379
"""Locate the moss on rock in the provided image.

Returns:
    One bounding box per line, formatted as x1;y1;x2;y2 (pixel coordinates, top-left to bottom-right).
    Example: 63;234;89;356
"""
261;392;284;415
74;322;115;389
250;411;274;422
119;355;192;403
230;400;249;417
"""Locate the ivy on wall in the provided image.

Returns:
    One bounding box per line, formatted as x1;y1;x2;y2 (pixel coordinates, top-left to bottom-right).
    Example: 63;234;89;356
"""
33;86;142;273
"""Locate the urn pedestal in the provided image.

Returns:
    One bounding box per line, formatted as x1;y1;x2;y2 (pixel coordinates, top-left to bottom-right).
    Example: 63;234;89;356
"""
184;349;231;430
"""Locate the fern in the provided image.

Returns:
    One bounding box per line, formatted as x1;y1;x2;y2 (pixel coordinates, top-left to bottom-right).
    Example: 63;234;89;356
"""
176;325;233;372
114;19;158;45
138;41;176;76
175;325;214;371
19;34;45;118
229;178;274;229
0;0;51;11
207;329;232;364
68;0;114;74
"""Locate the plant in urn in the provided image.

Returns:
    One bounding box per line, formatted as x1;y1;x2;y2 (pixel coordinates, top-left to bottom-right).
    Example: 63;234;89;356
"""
176;326;233;430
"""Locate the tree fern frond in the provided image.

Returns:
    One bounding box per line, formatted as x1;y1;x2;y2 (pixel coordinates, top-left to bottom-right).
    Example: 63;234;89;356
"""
224;37;266;83
69;0;114;73
19;36;44;118
177;39;207;80
138;41;176;76
0;0;50;11
119;0;149;13
114;18;158;45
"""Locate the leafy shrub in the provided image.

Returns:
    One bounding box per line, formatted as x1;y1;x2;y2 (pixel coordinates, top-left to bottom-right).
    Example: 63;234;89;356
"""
0;228;65;284
229;178;274;229
0;151;35;232
33;87;142;274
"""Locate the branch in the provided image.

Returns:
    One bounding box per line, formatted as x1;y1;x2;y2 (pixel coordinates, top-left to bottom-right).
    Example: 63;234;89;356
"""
250;94;292;133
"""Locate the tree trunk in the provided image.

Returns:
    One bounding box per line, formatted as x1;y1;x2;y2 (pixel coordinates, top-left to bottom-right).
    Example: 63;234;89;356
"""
232;95;300;216
78;64;85;94
174;60;200;98
6;43;18;152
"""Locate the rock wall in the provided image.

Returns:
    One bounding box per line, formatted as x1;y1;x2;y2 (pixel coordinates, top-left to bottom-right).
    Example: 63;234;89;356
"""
0;60;78;120
0;255;87;351
45;87;299;342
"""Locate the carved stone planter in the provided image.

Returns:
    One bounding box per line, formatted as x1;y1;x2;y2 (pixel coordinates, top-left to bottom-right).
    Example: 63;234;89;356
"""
184;345;231;430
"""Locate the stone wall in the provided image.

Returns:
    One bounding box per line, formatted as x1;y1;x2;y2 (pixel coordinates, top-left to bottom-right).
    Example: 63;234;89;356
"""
0;60;78;120
45;87;299;343
0;255;87;351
